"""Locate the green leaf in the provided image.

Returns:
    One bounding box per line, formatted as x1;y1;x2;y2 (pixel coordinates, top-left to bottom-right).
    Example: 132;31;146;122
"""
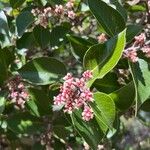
0;49;8;85
50;25;71;47
93;72;120;94
126;25;143;43
26;88;51;116
72;110;104;149
33;25;50;49
0;11;11;48
67;35;96;61
84;29;126;87
16;11;34;36
140;99;150;112
16;32;36;49
92;92;116;131
0;91;7;114
18;57;67;85
10;0;26;8
88;0;126;36
110;0;127;21
7;112;45;134
109;82;135;111
129;59;150;111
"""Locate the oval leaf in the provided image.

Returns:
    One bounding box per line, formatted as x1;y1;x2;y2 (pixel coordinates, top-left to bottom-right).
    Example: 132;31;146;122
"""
16;11;34;36
72;110;104;149
92;92;116;131
109;82;135;111
88;0;126;36
84;29;126;86
18;57;67;85
33;25;50;49
129;59;150;110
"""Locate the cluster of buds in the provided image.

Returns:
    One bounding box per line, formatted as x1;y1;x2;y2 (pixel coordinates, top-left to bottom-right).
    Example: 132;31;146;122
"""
7;76;29;109
97;33;107;43
123;33;150;63
31;0;76;28
54;70;94;121
117;69;130;85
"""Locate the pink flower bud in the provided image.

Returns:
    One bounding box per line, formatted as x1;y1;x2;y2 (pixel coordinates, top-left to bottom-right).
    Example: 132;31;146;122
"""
82;105;94;121
97;33;107;43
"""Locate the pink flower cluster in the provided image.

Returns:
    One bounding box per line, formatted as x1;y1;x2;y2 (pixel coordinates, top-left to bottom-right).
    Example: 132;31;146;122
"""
54;70;94;121
123;33;150;62
31;0;76;28
7;76;29;109
97;33;107;43
123;48;138;63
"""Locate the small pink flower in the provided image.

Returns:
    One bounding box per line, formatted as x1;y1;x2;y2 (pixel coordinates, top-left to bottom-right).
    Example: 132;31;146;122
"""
123;48;138;63
66;1;74;9
134;33;146;45
97;33;107;43
53;71;94;121
141;46;150;57
67;11;76;19
82;105;94;121
82;70;93;80
54;5;64;14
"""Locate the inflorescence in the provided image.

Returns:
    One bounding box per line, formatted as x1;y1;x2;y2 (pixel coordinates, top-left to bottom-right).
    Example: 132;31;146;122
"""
54;70;94;121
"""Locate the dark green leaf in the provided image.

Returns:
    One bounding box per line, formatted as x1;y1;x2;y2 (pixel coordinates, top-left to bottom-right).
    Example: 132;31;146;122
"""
129;59;150;110
72;110;104;149
88;0;126;36
110;0;127;21
10;0;26;8
84;29;126;87
49;25;71;47
93;72;120;94
16;11;34;36
67;35;96;61
17;32;36;49
33;25;50;49
7;112;45;134
92;92;116;131
0;49;9;85
18;57;67;85
126;25;143;43
109;82;135;111
0;91;7;114
0;10;11;48
26;88;51;116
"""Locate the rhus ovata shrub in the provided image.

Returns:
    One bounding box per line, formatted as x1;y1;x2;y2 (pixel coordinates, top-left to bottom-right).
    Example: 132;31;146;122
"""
0;0;150;149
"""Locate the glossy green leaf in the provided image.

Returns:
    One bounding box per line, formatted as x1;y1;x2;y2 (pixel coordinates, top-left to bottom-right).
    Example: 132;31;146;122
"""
92;92;116;131
140;99;150;112
26;88;51;116
17;32;36;49
0;11;11;48
129;59;150;110
126;25;143;43
93;72;120;94
88;0;126;36
84;29;126;87
33;25;50;49
50;25;71;47
10;0;26;8
7;112;45;134
109;82;135;111
16;11;34;36
18;57;67;85
0;49;8;85
0;91;7;114
67;35;96;61
110;0;127;21
72;110;104;149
